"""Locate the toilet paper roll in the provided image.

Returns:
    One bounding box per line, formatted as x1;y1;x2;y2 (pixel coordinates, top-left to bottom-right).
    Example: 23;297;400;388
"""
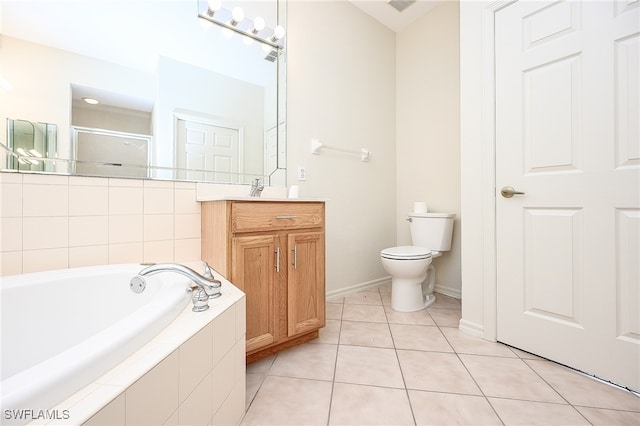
288;185;299;199
413;201;427;213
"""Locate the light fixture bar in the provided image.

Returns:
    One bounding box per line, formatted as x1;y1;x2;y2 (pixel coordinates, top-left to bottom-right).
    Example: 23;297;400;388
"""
197;6;284;50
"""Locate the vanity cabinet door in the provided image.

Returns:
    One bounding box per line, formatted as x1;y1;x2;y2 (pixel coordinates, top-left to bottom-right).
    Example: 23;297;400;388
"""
231;234;280;352
287;231;325;337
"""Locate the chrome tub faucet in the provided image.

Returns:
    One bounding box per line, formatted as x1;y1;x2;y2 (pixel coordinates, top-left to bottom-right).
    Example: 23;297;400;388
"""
130;262;222;312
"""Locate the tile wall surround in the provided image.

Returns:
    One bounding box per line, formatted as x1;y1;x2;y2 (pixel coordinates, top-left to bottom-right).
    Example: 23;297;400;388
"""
82;297;247;426
0;172;201;275
0;173;290;276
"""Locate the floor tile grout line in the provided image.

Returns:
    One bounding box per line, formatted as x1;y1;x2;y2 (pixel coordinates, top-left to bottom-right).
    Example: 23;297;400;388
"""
378;285;418;426
432;299;507;425
324;316;344;426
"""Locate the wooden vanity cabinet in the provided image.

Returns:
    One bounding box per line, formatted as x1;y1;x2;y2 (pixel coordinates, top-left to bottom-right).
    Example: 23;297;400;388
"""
201;200;325;363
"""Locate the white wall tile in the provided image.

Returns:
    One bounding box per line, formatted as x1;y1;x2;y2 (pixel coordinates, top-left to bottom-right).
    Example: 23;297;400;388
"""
108;178;142;188
23;174;68;185
174;213;200;239
174;188;199;214
212;305;236;365
234;338;246;391
0;251;22;276
143;240;174;264
83;392;125;426
125;350;179;426
0;174;210;276
174;238;201;263
174;181;196;190
179;372;213;426
144;180;174;189
22;248;68;273
69;185;108;216
69;176;108;187
1;217;22;252
109;187;143;215
23;217;68;250
109;242;143;264
0;173;22;184
235;296;246;343
109;215;143;244
1;183;23;217
144;187;174;215
179;322;213;404
211;344;236;417
69;216;108;247
143;214;174;241
212;380;245;426
69;245;109;268
23;183;68;217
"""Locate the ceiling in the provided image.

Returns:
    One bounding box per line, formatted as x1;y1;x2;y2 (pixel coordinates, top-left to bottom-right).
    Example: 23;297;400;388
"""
348;0;444;32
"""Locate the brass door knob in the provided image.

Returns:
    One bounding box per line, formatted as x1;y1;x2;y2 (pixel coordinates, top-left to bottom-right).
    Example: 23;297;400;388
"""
500;186;525;198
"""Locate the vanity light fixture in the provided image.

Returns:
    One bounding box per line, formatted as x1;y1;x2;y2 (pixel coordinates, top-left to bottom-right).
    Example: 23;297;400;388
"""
198;0;285;50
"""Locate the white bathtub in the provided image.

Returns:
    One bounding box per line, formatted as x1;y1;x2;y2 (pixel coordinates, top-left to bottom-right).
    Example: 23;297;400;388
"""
0;264;192;417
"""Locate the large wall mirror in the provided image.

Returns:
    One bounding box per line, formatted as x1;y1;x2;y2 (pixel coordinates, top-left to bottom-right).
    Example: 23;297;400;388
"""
0;0;286;186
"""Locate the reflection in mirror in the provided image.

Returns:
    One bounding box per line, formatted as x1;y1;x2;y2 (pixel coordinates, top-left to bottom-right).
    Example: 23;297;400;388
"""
0;0;286;186
5;119;57;173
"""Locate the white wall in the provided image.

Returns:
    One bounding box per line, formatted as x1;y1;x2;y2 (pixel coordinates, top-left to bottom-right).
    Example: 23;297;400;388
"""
396;1;461;297
0;36;155;163
286;1;397;295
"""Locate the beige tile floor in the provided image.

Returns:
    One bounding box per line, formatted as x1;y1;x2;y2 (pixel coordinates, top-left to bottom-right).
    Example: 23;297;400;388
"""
241;284;640;425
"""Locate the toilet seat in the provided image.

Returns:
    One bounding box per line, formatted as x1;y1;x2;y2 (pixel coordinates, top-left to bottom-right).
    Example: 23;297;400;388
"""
380;246;432;260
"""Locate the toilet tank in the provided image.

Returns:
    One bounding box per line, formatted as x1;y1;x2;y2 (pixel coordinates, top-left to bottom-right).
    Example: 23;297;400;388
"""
408;213;455;251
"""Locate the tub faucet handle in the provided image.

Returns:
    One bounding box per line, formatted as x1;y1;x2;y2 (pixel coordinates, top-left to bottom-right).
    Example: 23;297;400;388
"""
202;261;214;279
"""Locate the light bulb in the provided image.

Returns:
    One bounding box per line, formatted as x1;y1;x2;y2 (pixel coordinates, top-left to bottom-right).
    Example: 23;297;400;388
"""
252;16;265;33
207;0;221;12
272;25;286;41
231;7;244;25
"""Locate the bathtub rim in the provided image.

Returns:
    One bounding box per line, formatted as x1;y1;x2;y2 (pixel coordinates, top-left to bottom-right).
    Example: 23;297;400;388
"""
9;264;245;426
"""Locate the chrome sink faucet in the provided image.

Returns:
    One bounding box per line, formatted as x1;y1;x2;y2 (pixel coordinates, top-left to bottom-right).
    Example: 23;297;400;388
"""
249;178;264;197
130;262;222;312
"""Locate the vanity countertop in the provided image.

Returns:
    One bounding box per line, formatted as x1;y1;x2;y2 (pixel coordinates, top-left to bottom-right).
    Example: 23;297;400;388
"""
196;196;327;203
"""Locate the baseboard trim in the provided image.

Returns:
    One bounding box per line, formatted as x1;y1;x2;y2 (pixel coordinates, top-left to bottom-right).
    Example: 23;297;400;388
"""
434;283;461;300
326;276;391;300
459;319;484;338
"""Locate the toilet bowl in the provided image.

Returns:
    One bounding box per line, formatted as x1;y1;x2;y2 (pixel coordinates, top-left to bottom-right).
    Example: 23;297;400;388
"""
380;212;454;312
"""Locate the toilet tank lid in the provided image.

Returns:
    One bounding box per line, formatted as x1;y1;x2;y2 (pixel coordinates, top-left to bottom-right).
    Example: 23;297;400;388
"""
408;212;456;218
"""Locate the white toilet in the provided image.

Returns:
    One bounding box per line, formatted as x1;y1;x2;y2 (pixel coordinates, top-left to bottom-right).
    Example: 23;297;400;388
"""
380;212;455;312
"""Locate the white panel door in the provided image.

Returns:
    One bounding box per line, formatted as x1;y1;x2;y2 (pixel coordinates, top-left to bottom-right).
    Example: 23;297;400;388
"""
495;0;639;391
176;119;240;182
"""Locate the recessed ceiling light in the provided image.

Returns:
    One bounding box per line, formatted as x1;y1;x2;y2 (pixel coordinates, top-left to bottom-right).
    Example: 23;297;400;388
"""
82;97;100;105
